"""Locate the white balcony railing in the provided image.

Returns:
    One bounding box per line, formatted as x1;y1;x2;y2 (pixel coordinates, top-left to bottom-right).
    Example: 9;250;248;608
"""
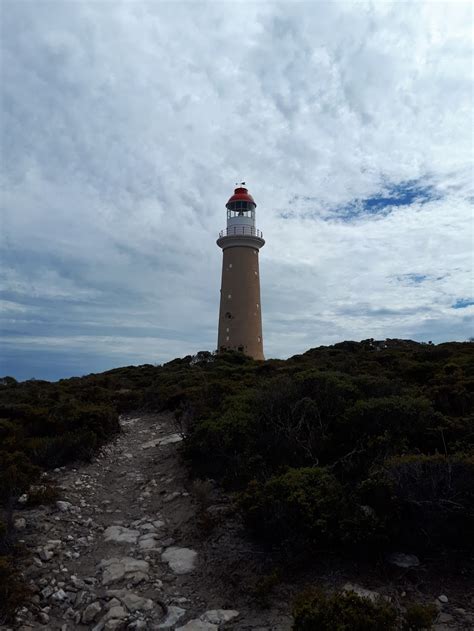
219;226;263;238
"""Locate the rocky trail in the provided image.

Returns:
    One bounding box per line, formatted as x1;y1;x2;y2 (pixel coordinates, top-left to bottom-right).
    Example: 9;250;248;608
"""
6;414;292;631
5;413;473;631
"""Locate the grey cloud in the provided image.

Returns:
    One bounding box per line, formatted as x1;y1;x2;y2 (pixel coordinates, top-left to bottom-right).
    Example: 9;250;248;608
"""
1;1;472;378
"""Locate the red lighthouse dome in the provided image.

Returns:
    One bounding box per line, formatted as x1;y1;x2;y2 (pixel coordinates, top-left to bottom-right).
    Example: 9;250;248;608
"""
226;184;256;208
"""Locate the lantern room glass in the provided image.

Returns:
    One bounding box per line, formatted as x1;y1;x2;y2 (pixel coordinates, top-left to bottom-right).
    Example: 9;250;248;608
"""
226;201;256;220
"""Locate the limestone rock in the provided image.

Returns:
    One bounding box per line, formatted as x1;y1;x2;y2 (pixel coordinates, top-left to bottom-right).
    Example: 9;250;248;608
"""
138;534;161;551
39;548;54;562
141;434;182;449
104;605;128;621
163;492;181;503
38;612;49;625
99;558;149;586
106;589;154;612
343;583;381;603
387;553;420;568
103;526;140;545
157;606;186;629
56;501;72;512
159;433;183;445
14;517;27;530
83;602;103;624
51;589;67;603
201;609;239;624
438;594;449;603
162;547;197;575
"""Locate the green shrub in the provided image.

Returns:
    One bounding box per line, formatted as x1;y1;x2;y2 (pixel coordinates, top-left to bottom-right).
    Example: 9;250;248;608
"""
239;467;349;548
292;588;397;631
403;602;437;629
0;451;40;504
250;568;281;606
26;480;60;506
0;555;29;624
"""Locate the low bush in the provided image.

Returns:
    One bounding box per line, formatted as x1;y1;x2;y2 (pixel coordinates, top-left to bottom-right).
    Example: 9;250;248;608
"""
403;602;437;630
239;467;349;548
0;555;30;624
361;454;474;549
292;588;398;631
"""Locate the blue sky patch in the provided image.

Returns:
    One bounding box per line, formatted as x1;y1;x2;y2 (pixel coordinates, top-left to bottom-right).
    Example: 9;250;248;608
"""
333;179;441;221
452;298;474;309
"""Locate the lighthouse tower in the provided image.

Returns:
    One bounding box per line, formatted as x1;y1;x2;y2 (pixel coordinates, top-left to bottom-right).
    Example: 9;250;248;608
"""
217;184;265;360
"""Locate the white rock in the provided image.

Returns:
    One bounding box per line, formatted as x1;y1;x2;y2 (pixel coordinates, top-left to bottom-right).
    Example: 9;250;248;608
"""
41;586;54;599
39;548;54;562
104;605;128;621
201;610;240;624
438;594;449;603
51;589;67;603
14;517;26;530
38;611;50;624
103;526;140;545
159;433;183;445
141;439;161;449
343;583;381;603
18;493;28;504
56;501;72;512
83;602;103;624
138;534;161;551
387;553;420;568
163;491;181;503
99;558;149;586
47;539;62;549
141;434;183;449
138;532;156;541
107;589;154;612
162;547;197;574
157;606;186;628
176;621;218;631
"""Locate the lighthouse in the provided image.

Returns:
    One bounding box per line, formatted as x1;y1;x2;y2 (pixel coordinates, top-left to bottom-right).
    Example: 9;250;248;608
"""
217;184;265;360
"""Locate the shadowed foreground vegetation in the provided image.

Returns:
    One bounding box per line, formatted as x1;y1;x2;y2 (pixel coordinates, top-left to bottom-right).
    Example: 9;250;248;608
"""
1;339;473;623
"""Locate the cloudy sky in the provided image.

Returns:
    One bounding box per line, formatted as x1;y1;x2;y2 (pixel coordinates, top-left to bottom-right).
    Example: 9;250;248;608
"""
1;1;473;381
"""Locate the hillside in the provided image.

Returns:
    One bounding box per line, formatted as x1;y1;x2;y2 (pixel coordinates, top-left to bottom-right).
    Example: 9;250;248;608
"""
1;340;473;629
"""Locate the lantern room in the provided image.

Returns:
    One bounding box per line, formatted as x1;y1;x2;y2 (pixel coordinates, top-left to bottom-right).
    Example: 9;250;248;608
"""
226;184;256;228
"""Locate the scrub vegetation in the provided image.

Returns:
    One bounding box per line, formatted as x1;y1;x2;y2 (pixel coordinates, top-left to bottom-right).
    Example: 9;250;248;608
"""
0;339;473;623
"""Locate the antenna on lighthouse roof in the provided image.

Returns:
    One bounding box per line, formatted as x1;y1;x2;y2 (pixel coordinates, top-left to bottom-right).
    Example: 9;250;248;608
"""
235;181;246;187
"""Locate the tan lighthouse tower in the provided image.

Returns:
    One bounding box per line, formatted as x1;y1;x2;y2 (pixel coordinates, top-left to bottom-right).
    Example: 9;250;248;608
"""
217;184;265;360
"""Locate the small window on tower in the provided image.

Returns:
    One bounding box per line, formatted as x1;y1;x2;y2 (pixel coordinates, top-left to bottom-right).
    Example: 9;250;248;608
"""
228;294;232;299
225;312;232;319
229;263;232;268
226;336;230;341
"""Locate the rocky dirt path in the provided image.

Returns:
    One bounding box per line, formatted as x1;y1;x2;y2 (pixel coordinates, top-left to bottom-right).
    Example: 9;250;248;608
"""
7;414;293;631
